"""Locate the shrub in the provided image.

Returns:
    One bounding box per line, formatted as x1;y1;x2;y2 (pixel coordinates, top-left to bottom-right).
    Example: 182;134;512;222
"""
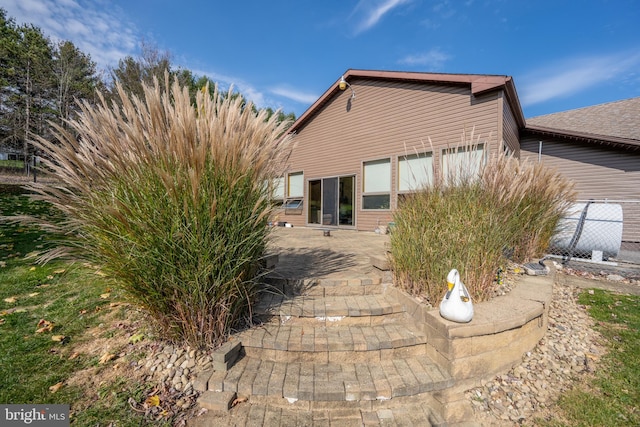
390;137;575;303
27;76;293;348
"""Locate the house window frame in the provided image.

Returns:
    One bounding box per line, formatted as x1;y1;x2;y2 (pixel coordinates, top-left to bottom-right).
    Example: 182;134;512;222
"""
397;151;434;194
272;176;285;205
362;158;391;210
285;171;304;215
287;171;304;198
441;143;487;184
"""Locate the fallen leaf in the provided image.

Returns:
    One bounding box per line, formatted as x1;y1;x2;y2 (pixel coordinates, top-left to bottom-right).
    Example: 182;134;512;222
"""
49;382;63;393
145;395;160;407
28;292;39;297
79;309;88;315
53;269;66;274
100;293;111;299
36;319;55;333
109;302;120;308
69;352;80;360
51;335;67;342
231;396;248;407
0;319;4;325
3;297;17;304
99;353;115;364
29;266;36;271
129;333;144;344
46;275;54;280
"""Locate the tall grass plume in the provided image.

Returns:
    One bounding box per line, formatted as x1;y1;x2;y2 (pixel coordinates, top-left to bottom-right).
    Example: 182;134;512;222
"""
391;133;575;303
26;76;293;348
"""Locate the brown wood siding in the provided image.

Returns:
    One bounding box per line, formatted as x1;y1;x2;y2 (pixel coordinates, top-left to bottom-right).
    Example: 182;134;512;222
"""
286;79;506;231
502;95;520;156
521;136;640;242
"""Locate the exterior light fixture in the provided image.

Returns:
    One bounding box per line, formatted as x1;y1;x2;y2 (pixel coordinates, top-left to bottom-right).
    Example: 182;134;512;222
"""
338;76;356;99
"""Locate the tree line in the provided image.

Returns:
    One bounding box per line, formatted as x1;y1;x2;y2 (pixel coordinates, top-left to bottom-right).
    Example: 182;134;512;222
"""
0;8;296;171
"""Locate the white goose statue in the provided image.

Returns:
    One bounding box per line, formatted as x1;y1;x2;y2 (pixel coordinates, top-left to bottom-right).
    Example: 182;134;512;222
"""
439;269;474;323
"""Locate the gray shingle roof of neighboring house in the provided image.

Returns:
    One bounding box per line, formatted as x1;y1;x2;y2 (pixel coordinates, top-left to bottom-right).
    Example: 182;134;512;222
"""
525;97;640;150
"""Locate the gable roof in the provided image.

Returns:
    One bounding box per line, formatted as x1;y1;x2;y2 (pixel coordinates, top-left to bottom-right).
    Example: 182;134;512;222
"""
288;69;526;133
525;97;640;151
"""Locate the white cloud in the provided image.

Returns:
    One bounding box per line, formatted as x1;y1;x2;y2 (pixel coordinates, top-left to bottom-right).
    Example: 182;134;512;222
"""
350;0;412;35
270;86;319;105
191;69;316;114
191;68;268;107
399;48;451;70
0;0;139;70
520;51;640;106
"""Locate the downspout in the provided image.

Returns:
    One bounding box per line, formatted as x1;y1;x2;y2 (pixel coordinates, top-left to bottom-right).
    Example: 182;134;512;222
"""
538;141;543;163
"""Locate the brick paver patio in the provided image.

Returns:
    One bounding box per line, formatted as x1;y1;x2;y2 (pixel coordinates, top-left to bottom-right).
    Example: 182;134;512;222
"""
190;227;451;426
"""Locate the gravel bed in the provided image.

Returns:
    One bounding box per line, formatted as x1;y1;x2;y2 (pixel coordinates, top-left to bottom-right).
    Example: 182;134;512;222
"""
465;267;607;426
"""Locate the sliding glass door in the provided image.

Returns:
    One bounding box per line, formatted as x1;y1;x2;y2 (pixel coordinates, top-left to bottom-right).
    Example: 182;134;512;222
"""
308;175;354;226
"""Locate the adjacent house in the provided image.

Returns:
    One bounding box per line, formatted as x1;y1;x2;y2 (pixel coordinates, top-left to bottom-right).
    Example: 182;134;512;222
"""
274;69;639;246
520;98;640;244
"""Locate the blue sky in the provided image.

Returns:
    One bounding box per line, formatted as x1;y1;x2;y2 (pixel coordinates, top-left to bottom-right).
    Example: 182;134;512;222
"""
2;0;639;119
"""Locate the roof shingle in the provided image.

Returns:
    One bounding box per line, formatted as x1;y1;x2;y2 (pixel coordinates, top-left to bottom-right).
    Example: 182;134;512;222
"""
526;97;640;142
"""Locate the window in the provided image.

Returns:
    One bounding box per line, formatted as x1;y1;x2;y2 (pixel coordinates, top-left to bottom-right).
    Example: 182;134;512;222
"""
362;158;390;209
272;176;285;200
284;198;303;214
287;172;304;198
398;152;433;192
264;176;284;206
442;143;485;184
285;172;304;215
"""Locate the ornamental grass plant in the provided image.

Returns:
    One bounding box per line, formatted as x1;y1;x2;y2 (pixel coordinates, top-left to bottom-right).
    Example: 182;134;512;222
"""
26;76;293;348
390;136;575;303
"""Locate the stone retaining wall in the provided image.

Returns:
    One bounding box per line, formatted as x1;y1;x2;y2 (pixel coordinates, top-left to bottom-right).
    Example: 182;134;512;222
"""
386;264;554;424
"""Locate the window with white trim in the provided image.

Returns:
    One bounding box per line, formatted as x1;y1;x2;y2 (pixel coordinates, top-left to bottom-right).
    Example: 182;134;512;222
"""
398;152;433;192
441;143;485;184
285;171;304;215
287;172;304;198
362;158;390;210
272;176;285;201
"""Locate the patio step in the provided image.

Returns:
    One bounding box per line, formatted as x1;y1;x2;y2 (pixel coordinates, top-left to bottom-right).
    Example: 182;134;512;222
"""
237;321;427;363
203;357;453;402
196;248;450;424
190;399;446;426
254;292;404;321
263;276;385;296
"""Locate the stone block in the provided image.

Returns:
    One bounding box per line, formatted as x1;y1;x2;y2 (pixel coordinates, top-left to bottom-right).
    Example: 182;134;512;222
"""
251;360;273;395
267;362;286;396
192;369;213;392
370;254;390;271
207;371;226;392
211;340;242;371
261;253;279;269
197;390;236;412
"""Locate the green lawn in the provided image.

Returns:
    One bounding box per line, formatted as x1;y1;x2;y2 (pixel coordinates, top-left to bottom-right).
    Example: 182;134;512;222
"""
0;185;168;426
538;289;640;426
0;160;25;170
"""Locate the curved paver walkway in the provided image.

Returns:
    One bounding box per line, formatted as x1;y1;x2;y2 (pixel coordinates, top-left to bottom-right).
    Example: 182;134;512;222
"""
190;228;452;426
